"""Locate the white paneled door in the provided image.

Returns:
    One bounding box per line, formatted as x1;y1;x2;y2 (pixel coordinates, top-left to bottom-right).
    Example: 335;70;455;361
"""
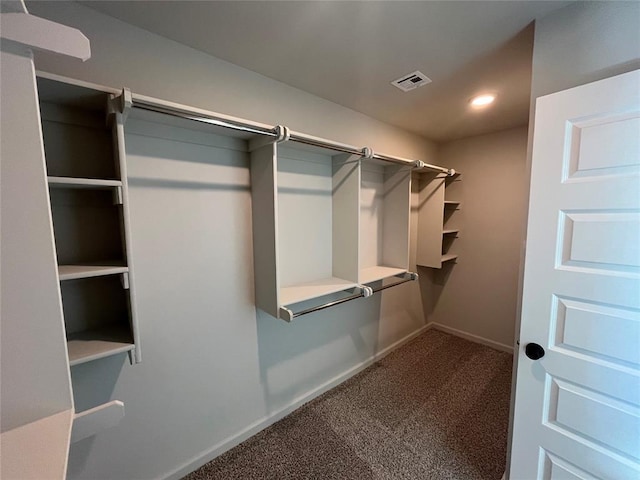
510;70;640;479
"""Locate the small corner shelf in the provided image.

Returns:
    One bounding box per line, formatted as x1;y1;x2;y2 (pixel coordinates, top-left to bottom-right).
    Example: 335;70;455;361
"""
67;325;135;367
417;171;461;269
441;253;458;263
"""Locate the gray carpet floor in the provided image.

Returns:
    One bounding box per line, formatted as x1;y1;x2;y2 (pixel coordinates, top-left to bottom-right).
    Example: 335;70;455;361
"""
184;329;513;480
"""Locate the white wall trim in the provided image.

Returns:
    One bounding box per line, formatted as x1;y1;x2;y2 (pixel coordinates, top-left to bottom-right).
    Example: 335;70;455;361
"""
164;324;430;480
427;322;514;354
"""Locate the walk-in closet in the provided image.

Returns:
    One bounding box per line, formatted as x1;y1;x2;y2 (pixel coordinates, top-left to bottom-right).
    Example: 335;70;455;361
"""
2;1;639;480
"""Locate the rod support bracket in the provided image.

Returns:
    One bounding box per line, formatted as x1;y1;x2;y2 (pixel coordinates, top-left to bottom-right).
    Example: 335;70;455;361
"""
361;147;374;159
356;285;373;298
279;306;294;322
274;125;290;143
108;87;132;122
448;168;456;176
414;160;426;169
407;271;418;281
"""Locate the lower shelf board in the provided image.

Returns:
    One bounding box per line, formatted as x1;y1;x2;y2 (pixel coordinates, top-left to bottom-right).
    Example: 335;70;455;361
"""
67;325;134;366
0;409;74;480
280;277;358;306
359;265;407;284
58;264;128;281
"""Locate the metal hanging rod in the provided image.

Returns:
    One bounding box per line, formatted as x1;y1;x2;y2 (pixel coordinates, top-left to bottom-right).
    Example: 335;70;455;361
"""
287;131;363;157
280;272;418;321
131;98;277;138
128;93;452;174
374;152;454;176
288;290;367;319
371;275;416;293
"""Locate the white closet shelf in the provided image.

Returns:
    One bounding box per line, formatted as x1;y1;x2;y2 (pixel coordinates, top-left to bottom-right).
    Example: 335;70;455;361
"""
47;176;122;188
442;229;460;235
280;277;358;306
360;266;407;284
58;265;128;281
441;253;458;263
67;325;135;366
444;200;461;206
0;408;73;480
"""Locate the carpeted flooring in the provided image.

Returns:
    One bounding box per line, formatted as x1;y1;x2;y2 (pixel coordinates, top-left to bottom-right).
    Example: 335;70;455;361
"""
184;329;513;480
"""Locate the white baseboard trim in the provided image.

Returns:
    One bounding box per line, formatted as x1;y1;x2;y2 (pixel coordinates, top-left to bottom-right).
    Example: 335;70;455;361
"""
427;322;514;354
164;324;430;480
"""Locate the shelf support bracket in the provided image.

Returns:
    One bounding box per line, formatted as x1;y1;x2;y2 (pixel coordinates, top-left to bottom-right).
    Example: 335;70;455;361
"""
361;147;374;159
120;272;130;290
113;186;124;205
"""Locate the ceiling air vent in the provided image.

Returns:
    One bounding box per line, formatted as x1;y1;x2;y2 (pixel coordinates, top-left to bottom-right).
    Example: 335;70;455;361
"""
391;70;432;92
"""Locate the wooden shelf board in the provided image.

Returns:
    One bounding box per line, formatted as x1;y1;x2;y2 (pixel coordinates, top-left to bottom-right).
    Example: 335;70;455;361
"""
67;325;134;367
442;229;459;235
360;266;406;284
280;277;358;306
0;409;73;480
441;253;458;263
48;176;122;188
58;264;128;281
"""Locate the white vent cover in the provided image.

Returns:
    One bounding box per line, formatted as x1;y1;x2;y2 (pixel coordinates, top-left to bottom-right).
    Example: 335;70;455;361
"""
391;70;432;92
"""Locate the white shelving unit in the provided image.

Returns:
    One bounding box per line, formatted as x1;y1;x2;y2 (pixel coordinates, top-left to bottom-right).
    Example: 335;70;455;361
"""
38;74;141;366
251;139;363;320
250;134;418;320
417;171;461;268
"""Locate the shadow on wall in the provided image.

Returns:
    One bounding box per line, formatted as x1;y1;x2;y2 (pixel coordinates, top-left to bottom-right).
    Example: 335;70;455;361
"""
417;264;455;316
67;354;129;478
255;294;383;415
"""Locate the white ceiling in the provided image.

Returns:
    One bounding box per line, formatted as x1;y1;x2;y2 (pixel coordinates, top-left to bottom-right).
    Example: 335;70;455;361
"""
79;1;571;142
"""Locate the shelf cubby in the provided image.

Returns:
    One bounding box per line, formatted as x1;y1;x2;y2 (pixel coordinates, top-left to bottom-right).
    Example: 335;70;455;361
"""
60;275;133;366
359;160;411;284
251;140;361;318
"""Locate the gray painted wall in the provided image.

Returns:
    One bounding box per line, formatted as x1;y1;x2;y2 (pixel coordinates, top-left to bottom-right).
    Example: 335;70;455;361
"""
26;2;434;479
419;127;529;349
531;0;640;100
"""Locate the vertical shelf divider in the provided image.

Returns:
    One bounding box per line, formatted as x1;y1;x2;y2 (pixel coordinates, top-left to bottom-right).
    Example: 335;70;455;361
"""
250;141;281;319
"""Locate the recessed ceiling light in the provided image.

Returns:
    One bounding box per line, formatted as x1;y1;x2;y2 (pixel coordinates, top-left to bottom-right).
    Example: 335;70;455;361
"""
470;94;496;107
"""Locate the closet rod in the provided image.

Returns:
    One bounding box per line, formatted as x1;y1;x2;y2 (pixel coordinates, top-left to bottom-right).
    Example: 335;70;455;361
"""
374;152;453;175
287;132;363;157
131;98;278;138
371;275;415;293
130;95;453;174
289;290;366;319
